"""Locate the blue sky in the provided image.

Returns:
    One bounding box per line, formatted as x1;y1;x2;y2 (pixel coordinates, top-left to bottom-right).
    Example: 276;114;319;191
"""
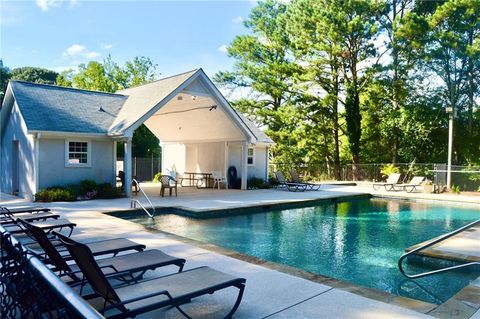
1;0;255;78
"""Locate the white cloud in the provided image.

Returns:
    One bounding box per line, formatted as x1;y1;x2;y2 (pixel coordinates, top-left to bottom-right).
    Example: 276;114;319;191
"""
63;44;101;59
35;0;78;12
232;16;243;24
102;44;113;50
218;44;228;54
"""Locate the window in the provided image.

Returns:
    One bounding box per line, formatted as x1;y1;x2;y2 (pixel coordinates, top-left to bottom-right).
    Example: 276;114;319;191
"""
65;140;91;166
247;147;255;166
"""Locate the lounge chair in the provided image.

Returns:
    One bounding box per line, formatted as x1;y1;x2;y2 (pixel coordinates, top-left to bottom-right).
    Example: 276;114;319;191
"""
289;169;321;191
48;231;185;287
58;234;246;318
4;218;76;236
0;210;59;225
160;175;177;197
393;176;425;193
372;173;401;191
274;171;307;192
19;219;146;262
0;206;51;214
212;171;228;189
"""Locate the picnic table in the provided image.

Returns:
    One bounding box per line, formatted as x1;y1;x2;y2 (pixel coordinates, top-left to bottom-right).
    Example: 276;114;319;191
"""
179;172;214;188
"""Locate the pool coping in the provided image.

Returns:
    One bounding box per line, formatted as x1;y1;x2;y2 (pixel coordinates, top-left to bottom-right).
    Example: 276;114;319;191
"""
110;193;371;219
105;194;480;318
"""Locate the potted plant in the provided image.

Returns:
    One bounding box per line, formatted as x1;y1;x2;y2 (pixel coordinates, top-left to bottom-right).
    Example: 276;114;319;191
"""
422;180;434;193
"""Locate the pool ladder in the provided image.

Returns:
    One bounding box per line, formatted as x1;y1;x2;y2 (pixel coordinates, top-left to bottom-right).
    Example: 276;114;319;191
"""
398;219;480;279
130;179;155;219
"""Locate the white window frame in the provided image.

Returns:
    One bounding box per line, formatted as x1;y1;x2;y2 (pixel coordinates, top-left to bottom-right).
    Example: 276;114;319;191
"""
65;140;91;167
247;147;255;166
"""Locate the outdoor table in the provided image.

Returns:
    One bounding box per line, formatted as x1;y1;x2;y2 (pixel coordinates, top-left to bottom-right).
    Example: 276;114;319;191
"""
180;172;214;188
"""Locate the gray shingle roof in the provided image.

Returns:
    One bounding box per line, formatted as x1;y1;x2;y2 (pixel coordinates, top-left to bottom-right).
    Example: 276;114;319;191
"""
11;81;126;134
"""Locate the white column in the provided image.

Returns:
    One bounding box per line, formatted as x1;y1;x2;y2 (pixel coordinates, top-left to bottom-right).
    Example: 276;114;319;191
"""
224;141;229;189
124;139;132;197
112;141;117;185
265;146;269;182
241;141;248;190
447;113;454;189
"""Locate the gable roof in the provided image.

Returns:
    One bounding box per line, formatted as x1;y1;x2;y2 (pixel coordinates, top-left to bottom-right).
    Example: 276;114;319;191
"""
109;69;198;135
4;70;273;144
9;81;126;134
232;108;273;144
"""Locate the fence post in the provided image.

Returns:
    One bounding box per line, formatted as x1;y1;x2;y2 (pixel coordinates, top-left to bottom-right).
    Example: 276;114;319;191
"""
133;157;137;178
151;155;154;181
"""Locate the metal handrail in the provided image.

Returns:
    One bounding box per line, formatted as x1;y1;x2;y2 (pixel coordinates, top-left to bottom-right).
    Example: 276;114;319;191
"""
130;199;154;219
398;219;480;279
130;179;155;218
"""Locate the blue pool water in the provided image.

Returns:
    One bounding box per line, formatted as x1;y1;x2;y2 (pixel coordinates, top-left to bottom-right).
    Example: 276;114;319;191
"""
116;198;480;304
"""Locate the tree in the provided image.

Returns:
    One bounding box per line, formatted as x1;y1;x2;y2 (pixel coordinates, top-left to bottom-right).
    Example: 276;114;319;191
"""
379;0;414;163
214;0;305;164
72;61;118;93
0;60;10;103
398;0;480;164
286;0;345;178
10;67;58;84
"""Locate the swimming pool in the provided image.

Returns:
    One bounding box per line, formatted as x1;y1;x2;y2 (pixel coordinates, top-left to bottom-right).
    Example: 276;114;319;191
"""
111;197;480;304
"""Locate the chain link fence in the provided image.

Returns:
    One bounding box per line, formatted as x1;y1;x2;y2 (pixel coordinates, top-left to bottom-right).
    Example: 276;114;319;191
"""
269;162;480;192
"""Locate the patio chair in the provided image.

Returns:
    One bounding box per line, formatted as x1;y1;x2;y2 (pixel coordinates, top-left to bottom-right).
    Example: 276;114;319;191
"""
0;209;59;225
58;234;246;319
274;171;307;192
160;175;177;197
0;206;51;214
212;171;228;190
4;218;76;236
117;170;139;195
19;219;146;262
393;176;425;193
372;173;401;191
289;169;321;191
52;231;185;286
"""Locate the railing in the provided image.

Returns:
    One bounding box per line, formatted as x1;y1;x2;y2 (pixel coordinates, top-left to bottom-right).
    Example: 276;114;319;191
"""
268;162;480;191
398;219;480;279
130;179;155;219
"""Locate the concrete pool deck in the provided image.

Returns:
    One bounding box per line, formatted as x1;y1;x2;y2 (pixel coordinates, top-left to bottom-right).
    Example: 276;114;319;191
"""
1;184;479;318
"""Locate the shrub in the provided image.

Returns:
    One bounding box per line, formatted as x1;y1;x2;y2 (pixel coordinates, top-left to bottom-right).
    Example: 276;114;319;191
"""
247;177;270;189
35;187;76;202
78;179;97;195
96;183;122;199
451;185;461;194
153;173;162;183
380;164;400;179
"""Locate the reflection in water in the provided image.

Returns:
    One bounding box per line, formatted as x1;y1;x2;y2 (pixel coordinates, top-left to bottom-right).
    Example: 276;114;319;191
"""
126;198;480;304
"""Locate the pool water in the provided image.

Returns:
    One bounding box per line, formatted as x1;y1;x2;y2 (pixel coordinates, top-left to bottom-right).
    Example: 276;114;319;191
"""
117;198;480;304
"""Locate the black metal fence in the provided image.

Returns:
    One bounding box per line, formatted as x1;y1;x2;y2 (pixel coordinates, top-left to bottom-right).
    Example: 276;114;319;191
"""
0;226;104;319
269;162;480;192
118;157;161;182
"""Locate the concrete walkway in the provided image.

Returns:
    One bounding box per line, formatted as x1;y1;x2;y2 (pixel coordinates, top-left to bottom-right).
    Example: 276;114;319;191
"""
2;184;479;318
